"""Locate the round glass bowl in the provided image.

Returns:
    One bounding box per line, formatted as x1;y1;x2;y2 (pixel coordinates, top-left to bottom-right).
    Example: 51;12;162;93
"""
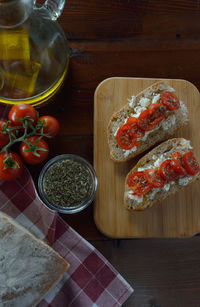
38;154;98;214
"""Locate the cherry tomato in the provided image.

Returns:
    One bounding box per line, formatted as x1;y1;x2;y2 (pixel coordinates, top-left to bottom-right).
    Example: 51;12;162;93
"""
0;152;23;181
20;136;49;165
137;110;153;131
126;117;144;138
161;91;180;111
145;168;165;188
137;109;158;132
116;124;138;150
138;103;166;132
149;103;166;126
182;151;200;175
159;159;179;181
127;171;152;196
9;104;37;127
171;152;186;175
39;115;60;137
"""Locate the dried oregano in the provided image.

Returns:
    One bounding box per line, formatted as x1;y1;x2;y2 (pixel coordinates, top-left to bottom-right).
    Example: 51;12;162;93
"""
43;159;92;207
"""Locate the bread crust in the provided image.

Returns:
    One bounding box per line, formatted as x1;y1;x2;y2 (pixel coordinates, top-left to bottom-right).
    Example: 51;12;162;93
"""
107;81;188;162
124;138;200;211
0;211;69;307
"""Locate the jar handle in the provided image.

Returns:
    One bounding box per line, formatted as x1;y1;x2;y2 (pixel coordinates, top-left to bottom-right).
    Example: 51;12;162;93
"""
39;0;66;20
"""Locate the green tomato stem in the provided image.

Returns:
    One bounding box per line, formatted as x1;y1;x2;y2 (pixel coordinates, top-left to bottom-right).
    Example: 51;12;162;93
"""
0;117;51;154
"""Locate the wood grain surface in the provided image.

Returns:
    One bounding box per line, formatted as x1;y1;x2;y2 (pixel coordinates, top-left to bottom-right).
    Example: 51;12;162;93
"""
26;1;200;305
94;77;200;238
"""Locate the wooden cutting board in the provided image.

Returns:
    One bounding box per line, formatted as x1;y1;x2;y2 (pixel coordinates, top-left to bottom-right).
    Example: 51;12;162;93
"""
93;77;200;238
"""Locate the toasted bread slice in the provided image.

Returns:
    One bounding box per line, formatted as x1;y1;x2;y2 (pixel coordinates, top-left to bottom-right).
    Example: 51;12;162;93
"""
124;138;200;211
107;81;188;162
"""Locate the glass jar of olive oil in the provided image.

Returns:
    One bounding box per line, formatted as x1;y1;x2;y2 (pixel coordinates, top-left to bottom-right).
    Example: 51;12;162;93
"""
0;0;69;107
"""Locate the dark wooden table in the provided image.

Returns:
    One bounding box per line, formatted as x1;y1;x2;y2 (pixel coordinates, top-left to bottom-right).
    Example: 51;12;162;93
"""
30;1;200;306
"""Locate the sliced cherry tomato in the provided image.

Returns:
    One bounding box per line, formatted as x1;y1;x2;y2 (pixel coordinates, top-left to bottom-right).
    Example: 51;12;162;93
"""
145;168;165;188
149;103;166;126
137;109;155;131
9;104;38;127
138;104;166;132
127;171;152;196
182;151;200;175
20;136;49;165
39;115;60;137
0;152;23;181
171;152;186;175
159;159;179;181
126;117;144;138
116;124;138;150
161;91;180;111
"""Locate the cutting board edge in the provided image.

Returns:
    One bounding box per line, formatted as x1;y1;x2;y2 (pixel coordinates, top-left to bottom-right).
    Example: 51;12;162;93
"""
94;76;200;98
93;212;200;239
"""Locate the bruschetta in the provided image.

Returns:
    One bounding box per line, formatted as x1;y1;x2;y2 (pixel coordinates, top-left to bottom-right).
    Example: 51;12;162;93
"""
124;138;200;211
107;81;188;162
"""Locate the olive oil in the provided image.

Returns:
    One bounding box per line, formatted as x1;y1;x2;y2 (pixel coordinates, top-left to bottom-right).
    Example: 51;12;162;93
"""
0;28;69;106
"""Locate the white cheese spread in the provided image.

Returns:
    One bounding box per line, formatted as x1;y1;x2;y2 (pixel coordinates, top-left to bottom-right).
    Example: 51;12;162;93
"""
161;114;176;131
137;165;152;171
138;97;151;107
178;176;193;186
127;191;143;203
133;97;151;117
123;146;137;157
163;183;170;191
152;94;161;104
128;96;135;108
149;188;160;200
153;154;166;168
179;138;192;150
114;128;118;137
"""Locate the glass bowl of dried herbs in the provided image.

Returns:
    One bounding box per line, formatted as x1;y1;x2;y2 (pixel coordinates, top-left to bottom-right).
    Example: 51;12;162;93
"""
38;154;98;214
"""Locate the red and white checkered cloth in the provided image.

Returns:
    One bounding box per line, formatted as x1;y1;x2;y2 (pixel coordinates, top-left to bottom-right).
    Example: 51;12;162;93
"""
0;104;133;306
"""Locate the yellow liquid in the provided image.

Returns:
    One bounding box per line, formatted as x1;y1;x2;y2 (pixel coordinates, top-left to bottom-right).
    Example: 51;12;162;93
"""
0;29;30;61
0;29;69;107
25;59;69;107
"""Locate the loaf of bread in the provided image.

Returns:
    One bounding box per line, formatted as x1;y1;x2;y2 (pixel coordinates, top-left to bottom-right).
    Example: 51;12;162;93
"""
0;211;69;307
124;138;200;211
107;81;188;162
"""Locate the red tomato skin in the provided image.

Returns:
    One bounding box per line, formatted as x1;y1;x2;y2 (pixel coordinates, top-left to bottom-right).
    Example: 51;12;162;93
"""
159;159;179;181
171;152;186;175
182;152;200;175
145;168;165;188
161;91;180;111
127;171;152;196
137;110;153;131
8;104;37;126
138;104;167;132
20;136;49;165
39;115;60;137
116;124;138;150
126;117;144;138
149;103;166;126
0;152;23;181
